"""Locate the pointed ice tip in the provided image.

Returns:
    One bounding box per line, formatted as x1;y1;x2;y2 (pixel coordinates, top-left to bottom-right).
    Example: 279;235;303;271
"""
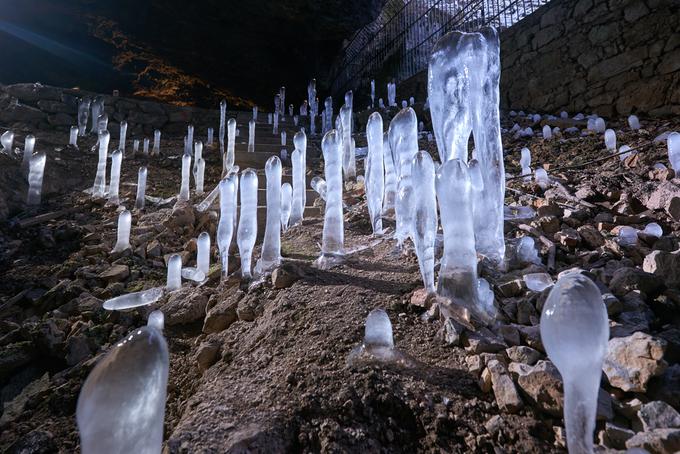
364;309;394;349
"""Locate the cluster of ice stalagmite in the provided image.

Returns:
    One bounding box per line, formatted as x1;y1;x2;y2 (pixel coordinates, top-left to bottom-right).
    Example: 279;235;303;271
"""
21;134;35;174
135;167;147;210
281;183;293;231
178;154;192;202
217;178;236;277
92;131;110;198
428;27;505;266
76;324;168;454
365;112;384;234
111;210;132;253
26;151;46;205
108;150;123;205
77;98;90;136
316;130;343;268
256;156;282;274
540;272;609;454
412;151;438;293
238;169;258;279
389;108;418;247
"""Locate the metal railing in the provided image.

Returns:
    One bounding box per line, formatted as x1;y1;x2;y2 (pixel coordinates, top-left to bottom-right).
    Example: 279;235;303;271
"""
329;0;551;98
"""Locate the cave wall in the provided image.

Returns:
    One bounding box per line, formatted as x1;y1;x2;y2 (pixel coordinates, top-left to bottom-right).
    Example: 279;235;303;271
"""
500;0;680;116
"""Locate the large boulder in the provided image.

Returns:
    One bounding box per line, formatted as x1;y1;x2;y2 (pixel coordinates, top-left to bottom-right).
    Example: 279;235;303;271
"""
603;332;667;392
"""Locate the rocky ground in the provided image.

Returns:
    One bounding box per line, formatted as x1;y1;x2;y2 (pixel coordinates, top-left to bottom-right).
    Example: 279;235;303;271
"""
1;104;680;453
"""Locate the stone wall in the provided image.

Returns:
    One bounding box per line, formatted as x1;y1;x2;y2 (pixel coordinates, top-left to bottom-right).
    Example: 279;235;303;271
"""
500;0;680;117
0;83;231;138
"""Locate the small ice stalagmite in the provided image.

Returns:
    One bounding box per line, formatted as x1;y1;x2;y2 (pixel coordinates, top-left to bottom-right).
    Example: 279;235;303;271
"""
69;127;78;148
594;117;606;133
604;129;616;150
217;178;235;277
253;106;258;121
152;130;161;156
516;236;541;265
111;210;132;253
281;131;287;147
90;97;103;134
396;175;415;247
668;132;680;171
195;158;205;195
103;287;164;310
135;167;147;210
540;272;608;454
119;121;127;153
207;127;214;146
76;324;168;454
96;114;108;134
618;226;638;246
273;98;280;135
248;119;255;153
383;132;397;212
148;310;164;330
535;168;550;189
316;130;343;268
294;130;308;208
524;273;553;292
166;254;182;291
193;141;203;179
237;170;258;279
323;97;333;134
340;102;355;180
186;125;194;156
366;112;385;234
520;147;531;168
365;308;393;349
219;100;227;147
619;145;632;161
289;149;304;226
281;182;292;231
310;176;327;201
178;154;192;202
370;79;375;107
225;118;236;170
256;156;282;274
132;139;139;156
436;159;493;320
108;150;123;205
26;151;46;205
21;134;36;174
411;151;437;293
642;222;663;238
92;131;110;198
197;232;211;276
628;115;640;130
143;138;150;156
77;98;90;137
1;130;14;154
543;125;552;139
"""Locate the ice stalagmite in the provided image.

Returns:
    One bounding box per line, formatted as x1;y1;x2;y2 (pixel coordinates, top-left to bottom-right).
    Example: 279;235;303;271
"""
366;112;384;234
281;131;287;147
186;125;194;156
668;132;680;171
152;130;160;156
289;149;304;226
323;97;333;134
143;138;150;156
21;134;35;175
412;151;437;293
103;287;164;310
436;159;492;321
207;128;214;146
197;232;210;275
628;115;640;130
92;131;110;198
196;158;205;194
77;98;90;137
604;129;616;150
389;108;418;243
281;182;292;231
226;118;236;170
310;176;327;201
540;272;608;454
520;147;531;168
119;121;127;153
294;131;307;208
219;100;227;148
193;141;203;180
255;156;282;274
108;150;123;205
69;126;78;148
217;178;235;277
237;169;258;279
90;97;103;134
382;132;397;213
76;325;168;454
370;79;375;107
428;27;505;265
167;254;182;291
248;119;255;153
340;103;355;180
111;210;132;253
26;151;46;205
148;310;164;331
135;167;147;210
543;125;552;139
316;130;343;268
535;168;549;189
132;139;139;156
253;106;258;121
178;154;191;202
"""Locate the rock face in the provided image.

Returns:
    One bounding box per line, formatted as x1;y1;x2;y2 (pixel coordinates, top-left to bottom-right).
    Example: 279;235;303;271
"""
603;332;667;392
643;250;680;288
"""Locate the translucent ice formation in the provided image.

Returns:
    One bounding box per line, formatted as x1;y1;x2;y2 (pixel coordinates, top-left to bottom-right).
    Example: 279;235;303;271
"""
76;325;168;454
316;130;343;268
26;151;46;205
90;97;103;134
133;139;139;156
195;158;205;195
516;236;541;265
310;176;327;201
96;113;108;135
92;131;110;198
77;98;90;137
668;132;680;171
103;287;164;310
143;138;150;156
152;130;160;156
111;210;132;253
604;129;616;150
178;154;191;202
340;101;355;180
290;149;304;226
594;117;606;133
248;119;255;153
217;178;235;277
21;134;35;175
428;27;505;265
540;272;608;454
294;131;307;209
389;108;418;242
617;226;638;246
135;167;147;210
395;175;415;247
365;308;393;348
412;151;437;293
543;125;552;139
238;170;258;279
256;156;282;274
108;150;123;205
366;112;385;234
520;147;531;168
69;126;78;148
524;273;553;292
628;115;640;130
371;80;375;107
281;131;286;146
226;118;236;170
193;141;203;179
207;127;214;146
119;121;127;153
618;145;632;161
194;231;210;276
382;132;397;212
147;310;164;331
642;222;663;238
535;168;549;189
167;254;182;291
281;182;292;231
219;99;227;147
436;159;493;320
